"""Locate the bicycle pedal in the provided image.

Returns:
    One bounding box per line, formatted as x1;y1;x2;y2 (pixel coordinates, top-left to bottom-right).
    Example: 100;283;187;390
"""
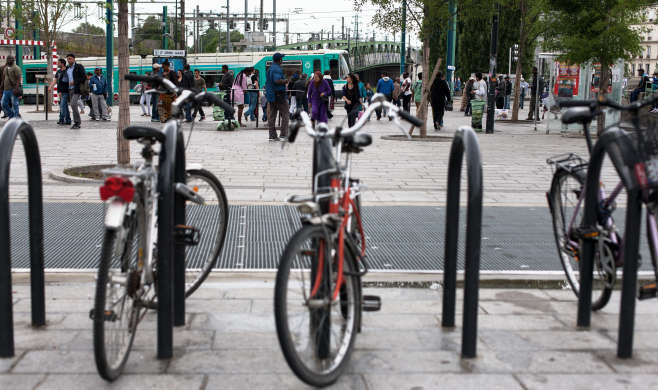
639;282;657;300
89;309;118;322
362;295;381;312
174;224;201;246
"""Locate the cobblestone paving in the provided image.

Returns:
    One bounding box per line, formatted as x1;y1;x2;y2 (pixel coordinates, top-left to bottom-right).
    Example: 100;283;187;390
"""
6;102;623;206
2;279;658;389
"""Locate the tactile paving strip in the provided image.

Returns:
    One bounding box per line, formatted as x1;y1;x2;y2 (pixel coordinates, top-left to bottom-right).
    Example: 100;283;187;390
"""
7;202;652;271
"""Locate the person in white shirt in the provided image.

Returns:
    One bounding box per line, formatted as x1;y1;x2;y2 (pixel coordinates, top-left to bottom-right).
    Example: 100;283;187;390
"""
401;72;413;112
519;78;529;109
473;72;487;101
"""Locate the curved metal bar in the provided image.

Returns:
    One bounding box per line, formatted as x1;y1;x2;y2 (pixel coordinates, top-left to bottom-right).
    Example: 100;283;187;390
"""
578;127;642;358
440;126;483;359
157;121;178;359
174;130;186;327
0;118;45;358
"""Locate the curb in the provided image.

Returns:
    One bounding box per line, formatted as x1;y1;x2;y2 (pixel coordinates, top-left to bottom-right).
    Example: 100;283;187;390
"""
48;169;102;184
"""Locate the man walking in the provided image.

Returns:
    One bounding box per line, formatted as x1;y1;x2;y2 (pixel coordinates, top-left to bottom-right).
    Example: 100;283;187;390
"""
193;69;207;120
2;55;21;119
181;64;195;122
375;73;394;119
527;66;543;120
519;77;528;109
89;68;110;121
265;52;289;141
219;64;235;121
504;75;512;109
159;60;178;122
50;58;70;125
401;72;413;112
66;53;86;129
323;70;335;119
430;72;452;130
151;63;161;122
293;73;309;113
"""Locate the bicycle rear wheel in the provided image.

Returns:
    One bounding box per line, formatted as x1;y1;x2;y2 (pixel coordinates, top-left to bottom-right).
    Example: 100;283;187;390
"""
549;169;613;311
93;215;143;381
184;169;229;296
274;225;360;387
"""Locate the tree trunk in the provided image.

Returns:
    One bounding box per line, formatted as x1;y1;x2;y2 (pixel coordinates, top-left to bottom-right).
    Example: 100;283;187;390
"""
511;0;527;121
117;0;130;164
597;62;611;136
410;53;441;138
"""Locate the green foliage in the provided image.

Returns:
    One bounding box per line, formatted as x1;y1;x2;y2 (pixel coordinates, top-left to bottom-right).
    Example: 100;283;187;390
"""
133;16;180;42
73;22;104;36
542;0;650;67
199;28;244;53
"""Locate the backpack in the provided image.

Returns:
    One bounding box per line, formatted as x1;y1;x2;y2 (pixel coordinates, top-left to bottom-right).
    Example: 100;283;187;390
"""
80;78;90;95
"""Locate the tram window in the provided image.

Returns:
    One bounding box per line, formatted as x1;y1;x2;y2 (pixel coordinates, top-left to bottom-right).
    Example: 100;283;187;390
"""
266;60;302;79
313;59;321;73
25;67;47;84
329;59;339;80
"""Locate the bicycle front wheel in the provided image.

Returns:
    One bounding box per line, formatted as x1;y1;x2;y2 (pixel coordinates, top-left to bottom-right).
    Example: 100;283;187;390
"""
549;169;613;310
183;168;229;297
274;225;361;387
93;216;142;381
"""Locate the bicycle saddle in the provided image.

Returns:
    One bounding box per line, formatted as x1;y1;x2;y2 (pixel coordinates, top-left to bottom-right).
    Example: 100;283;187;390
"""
561;107;594;125
123;126;166;143
344;133;372;148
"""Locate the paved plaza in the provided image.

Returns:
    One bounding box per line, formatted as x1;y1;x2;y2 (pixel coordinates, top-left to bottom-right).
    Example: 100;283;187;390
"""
3;277;658;389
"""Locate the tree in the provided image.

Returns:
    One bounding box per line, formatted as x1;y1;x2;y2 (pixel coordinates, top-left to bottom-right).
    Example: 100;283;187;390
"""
199;28;244;53
510;0;542;121
73;22;104;36
117;1;130;164
21;0;76;109
542;0;650;133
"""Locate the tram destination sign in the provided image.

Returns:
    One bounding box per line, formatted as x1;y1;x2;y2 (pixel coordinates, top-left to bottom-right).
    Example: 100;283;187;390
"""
153;50;186;57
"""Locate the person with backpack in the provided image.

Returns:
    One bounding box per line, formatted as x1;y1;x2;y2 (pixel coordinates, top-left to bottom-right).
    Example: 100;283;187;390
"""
89;68;110;121
66;53;86;129
375;72;394;119
1;55;21;119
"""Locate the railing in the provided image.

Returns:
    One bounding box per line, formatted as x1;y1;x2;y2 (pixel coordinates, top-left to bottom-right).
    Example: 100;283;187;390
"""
0;119;46;358
440;126;483;358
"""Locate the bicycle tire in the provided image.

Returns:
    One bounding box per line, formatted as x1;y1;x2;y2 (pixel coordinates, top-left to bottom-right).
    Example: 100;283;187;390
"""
274;224;361;387
183;168;229;297
549;169;612;311
93;219;141;381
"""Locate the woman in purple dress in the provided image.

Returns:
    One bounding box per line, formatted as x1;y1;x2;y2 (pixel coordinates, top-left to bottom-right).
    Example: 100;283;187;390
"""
307;71;331;126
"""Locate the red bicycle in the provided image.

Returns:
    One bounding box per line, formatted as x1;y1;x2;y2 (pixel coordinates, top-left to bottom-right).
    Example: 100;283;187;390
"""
273;95;422;387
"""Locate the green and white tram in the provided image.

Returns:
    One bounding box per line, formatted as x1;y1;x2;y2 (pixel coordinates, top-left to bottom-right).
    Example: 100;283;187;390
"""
21;49;351;103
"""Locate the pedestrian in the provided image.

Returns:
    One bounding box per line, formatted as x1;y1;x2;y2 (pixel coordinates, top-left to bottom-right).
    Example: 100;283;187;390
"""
232;67;253;127
219;64;235;121
342;73;362;127
463;77;475;116
159;60;178;122
81;72;93;118
65;53;86;129
527;66;544;120
151;63;161;122
179;64;195;122
365;82;374;103
193;69;207;120
504;76;512;109
470;72;487;130
323;70;335;120
244;73;260;121
0;60;6;119
392;78;401;107
50;58;71;125
139;72;152;117
307;70;332;127
293;73;309;113
519;77;528;109
454;77;462;96
1;55;21;119
430;72;451;130
412;72;423;111
355;73;367;105
401;72;413;112
652;71;658;112
287;71;300;113
89;68;110;121
631;68;649;102
265;52;289;141
375;72;394;119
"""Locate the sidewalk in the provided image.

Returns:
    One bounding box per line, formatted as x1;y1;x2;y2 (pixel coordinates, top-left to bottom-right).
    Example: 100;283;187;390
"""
3;276;658;389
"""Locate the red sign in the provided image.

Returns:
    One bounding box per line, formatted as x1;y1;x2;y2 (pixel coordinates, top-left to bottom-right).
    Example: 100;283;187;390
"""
554;62;580;96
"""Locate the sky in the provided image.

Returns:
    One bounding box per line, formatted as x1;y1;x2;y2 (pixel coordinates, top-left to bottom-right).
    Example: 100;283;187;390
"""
66;0;421;48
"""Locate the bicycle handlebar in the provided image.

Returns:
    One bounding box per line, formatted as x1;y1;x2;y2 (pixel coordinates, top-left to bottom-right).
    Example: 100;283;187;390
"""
124;74;178;94
558;94;658;111
193;91;235;115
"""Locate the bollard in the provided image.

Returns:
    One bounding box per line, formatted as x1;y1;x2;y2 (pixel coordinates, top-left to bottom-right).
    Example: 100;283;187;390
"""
440;126;483;359
156;121;177;359
173;130;186;327
577;127;639;358
0;119;45;358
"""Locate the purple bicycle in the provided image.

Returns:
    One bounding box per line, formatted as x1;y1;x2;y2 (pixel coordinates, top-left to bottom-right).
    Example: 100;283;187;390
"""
547;96;658;310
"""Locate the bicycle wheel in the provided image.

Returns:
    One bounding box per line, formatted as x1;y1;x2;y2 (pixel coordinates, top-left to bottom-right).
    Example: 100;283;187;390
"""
184;169;229;297
549;169;613;310
274;225;361;387
93;215;143;381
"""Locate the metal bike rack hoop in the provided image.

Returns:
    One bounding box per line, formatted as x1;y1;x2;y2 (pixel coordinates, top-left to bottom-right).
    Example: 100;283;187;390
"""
441;126;483;359
173;130;186;327
0;119;46;358
577;127;640;359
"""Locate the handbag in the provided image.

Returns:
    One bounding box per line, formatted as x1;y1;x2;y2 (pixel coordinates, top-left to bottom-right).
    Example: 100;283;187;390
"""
445;99;453;111
13;85;23;98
